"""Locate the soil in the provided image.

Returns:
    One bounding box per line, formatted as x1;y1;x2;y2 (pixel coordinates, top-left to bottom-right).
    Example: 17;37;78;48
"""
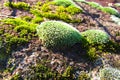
0;0;120;80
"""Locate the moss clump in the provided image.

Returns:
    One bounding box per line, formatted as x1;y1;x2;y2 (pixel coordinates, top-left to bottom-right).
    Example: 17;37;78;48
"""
114;3;120;7
14;24;36;33
4;33;28;50
86;47;98;61
8;37;28;46
27;64;58;80
53;0;77;7
62;66;74;79
30;1;82;23
36;21;83;50
100;67;120;80
78;71;90;80
10;74;23;80
4;2;30;10
27;64;75;80
87;2;103;10
2;18;37;40
101;7;119;16
66;6;83;15
32;17;44;24
81;29;109;44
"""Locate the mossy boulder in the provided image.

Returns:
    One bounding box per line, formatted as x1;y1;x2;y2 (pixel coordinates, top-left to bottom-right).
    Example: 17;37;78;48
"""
36;21;83;50
81;29;109;44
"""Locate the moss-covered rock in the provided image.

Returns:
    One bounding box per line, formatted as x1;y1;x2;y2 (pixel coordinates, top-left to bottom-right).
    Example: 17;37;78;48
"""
36;21;83;50
81;29;109;44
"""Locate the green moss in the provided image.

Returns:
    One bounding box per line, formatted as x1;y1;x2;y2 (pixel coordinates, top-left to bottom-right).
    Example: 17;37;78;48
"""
56;12;71;22
42;12;59;20
30;1;82;23
114;3;120;7
101;7;119;16
102;41;120;53
56;6;66;12
22;16;32;22
41;3;51;12
32;17;44;24
2;18;38;40
2;18;27;26
4;2;30;10
53;0;76;7
81;29;110;44
14;24;36;33
28;64;57;80
100;67;120;80
10;74;23;80
66;6;83;15
4;33;28;49
8;37;28;45
87;2;119;16
78;71;90;80
86;47;98;61
36;21;83;50
0;29;4;35
87;2;103;10
62;66;74;79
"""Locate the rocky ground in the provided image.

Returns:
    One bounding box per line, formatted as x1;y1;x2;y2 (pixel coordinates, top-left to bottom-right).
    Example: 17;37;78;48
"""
0;0;120;80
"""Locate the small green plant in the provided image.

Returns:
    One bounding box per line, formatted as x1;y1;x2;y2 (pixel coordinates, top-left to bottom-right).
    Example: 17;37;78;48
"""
36;21;83;50
5;2;30;10
100;67;120;80
81;29;109;44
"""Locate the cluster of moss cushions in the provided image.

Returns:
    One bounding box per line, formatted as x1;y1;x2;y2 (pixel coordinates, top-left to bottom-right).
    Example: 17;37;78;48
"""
100;67;120;80
36;20;110;50
36;21;83;50
81;29;109;44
